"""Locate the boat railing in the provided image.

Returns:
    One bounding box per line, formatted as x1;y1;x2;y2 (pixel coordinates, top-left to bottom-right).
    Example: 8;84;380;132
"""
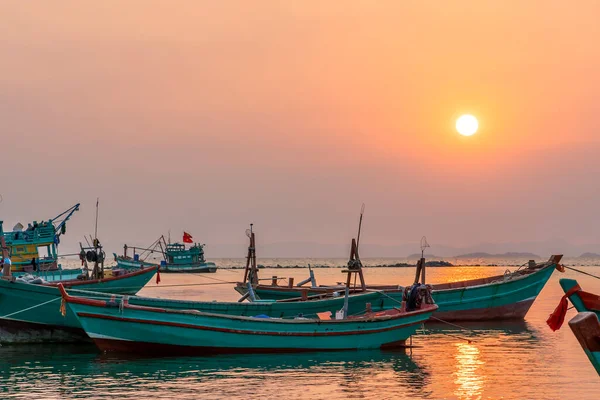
4;226;56;243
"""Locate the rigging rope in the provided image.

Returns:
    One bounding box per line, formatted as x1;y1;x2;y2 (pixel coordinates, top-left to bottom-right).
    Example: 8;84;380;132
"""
563;266;600;280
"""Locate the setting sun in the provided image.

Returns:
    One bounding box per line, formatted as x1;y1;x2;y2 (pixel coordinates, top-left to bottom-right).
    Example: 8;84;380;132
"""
456;115;479;136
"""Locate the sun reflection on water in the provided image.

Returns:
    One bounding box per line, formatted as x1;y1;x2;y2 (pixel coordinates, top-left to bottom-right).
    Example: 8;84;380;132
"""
453;342;485;400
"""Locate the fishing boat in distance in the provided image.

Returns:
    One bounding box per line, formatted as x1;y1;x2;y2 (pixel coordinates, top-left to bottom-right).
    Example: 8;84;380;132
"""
1;204;80;273
59;282;438;355
555;279;600;375
234;208;564;321
115;233;217;273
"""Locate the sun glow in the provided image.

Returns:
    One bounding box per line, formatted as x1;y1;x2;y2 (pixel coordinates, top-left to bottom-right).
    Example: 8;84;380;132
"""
456;115;479;136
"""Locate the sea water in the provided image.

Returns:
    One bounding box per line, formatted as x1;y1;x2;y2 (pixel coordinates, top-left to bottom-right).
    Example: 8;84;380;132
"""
0;260;598;399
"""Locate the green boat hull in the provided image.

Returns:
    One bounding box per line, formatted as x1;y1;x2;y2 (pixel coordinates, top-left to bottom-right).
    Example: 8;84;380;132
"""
0;278;395;344
560;278;600;375
114;256;158;270
161;262;217;273
0;267;157;343
241;264;557;322
63;292;437;354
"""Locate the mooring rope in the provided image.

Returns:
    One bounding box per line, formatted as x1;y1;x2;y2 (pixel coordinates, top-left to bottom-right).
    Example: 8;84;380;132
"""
563;266;600;280
429;316;475;331
0;297;61;319
185;272;239;285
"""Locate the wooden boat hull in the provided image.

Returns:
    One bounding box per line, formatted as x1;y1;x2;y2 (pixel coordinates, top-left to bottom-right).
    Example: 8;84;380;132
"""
568;312;600;375
237;263;557;322
560;278;600;375
62;290;437;354
0;267;157;343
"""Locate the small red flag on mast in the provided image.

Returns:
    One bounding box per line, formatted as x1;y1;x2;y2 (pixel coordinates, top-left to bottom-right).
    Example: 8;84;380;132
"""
183;232;193;243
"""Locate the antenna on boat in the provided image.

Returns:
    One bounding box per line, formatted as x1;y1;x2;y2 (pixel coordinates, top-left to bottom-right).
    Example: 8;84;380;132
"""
420;236;430;258
414;236;430;285
94;198;99;242
356;203;365;251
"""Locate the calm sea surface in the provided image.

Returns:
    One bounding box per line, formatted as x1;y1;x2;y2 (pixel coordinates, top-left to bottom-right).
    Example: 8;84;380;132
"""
1;259;599;399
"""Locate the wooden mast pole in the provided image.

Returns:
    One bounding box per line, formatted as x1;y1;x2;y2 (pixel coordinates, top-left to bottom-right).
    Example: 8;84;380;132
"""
243;224;255;283
345;205;366;292
1;236;10;277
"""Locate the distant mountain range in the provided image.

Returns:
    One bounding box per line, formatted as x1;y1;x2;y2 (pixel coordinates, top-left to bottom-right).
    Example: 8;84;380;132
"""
579;252;600;258
454;252;541;259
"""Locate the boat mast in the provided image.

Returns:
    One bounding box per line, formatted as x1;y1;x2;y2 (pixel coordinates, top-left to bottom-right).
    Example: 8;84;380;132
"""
243;224;258;284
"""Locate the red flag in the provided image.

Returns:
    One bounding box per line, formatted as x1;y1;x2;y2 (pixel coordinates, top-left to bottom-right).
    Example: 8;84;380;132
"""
547;296;569;331
183;232;193;243
547;284;581;331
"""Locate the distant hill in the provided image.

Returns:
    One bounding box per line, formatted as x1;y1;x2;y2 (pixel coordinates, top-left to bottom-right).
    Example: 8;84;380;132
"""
580;252;600;258
455;252;540;259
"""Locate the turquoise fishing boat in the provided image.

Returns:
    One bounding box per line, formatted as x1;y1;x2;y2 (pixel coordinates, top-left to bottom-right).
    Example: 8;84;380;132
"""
1;204;79;272
115;235;217;273
235;221;563;321
162;242;217;273
236;255;564;321
0;266;158;343
558;278;600;375
59;284;438;355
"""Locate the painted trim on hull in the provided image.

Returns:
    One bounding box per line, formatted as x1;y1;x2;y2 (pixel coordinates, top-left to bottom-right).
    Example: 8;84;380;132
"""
431;297;536;322
75;311;430;337
92;338;408;355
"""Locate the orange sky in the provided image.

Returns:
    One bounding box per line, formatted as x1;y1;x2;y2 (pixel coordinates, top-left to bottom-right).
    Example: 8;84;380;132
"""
1;1;599;256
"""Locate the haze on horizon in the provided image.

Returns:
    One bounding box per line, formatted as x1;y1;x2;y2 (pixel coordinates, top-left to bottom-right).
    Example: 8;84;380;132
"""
1;1;599;258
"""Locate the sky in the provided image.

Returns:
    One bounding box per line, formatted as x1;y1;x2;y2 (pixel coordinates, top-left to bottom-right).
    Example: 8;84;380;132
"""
1;1;599;257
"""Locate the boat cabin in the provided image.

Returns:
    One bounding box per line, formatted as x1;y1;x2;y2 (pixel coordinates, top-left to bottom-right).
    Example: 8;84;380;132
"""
0;220;59;272
164;243;206;265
